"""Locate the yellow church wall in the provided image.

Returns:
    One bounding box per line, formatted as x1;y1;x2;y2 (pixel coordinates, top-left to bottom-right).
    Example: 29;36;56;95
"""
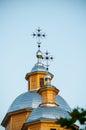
26;72;46;91
11;111;30;130
6;120;10;130
41;90;55;103
25;120;71;130
38;87;59;104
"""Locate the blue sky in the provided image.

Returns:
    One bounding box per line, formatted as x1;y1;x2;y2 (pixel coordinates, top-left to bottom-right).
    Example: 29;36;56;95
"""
0;0;86;129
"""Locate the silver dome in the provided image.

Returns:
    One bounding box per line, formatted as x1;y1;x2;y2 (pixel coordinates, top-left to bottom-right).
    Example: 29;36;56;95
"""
45;73;52;80
31;63;46;72
36;50;43;59
8;91;41;113
56;95;71;112
26;106;71;123
7;91;71;113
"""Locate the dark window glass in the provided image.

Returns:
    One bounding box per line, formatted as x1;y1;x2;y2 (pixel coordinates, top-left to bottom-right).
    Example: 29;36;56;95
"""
50;129;56;130
28;80;30;90
40;78;44;87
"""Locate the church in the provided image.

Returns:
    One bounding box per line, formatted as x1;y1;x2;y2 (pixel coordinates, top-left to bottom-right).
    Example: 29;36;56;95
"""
1;28;75;130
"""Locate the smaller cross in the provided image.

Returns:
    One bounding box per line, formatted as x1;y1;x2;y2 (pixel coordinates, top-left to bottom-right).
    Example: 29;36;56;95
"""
43;51;53;71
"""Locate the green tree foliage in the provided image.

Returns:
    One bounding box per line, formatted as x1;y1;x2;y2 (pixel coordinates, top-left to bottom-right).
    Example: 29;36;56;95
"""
56;108;86;130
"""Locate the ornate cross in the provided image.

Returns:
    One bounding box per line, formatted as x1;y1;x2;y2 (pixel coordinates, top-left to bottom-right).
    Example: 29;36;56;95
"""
43;51;53;71
32;27;46;49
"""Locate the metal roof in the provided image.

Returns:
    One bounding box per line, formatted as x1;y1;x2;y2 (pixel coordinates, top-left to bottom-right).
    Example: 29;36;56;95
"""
31;63;46;72
7;91;71;113
56;95;71;112
8;91;41;113
26;106;71;123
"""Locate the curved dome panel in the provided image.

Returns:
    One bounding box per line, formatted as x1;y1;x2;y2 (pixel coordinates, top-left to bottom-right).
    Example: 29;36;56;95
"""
56;95;71;112
26;106;71;123
31;63;46;72
8;91;41;113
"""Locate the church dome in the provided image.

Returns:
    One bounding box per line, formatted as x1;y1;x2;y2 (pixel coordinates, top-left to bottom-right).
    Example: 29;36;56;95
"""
8;91;41;113
7;92;71;113
31;63;46;72
26;106;71;123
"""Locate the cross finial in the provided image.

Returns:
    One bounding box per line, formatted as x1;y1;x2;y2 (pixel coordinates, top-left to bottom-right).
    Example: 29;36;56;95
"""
43;51;53;71
32;27;46;50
